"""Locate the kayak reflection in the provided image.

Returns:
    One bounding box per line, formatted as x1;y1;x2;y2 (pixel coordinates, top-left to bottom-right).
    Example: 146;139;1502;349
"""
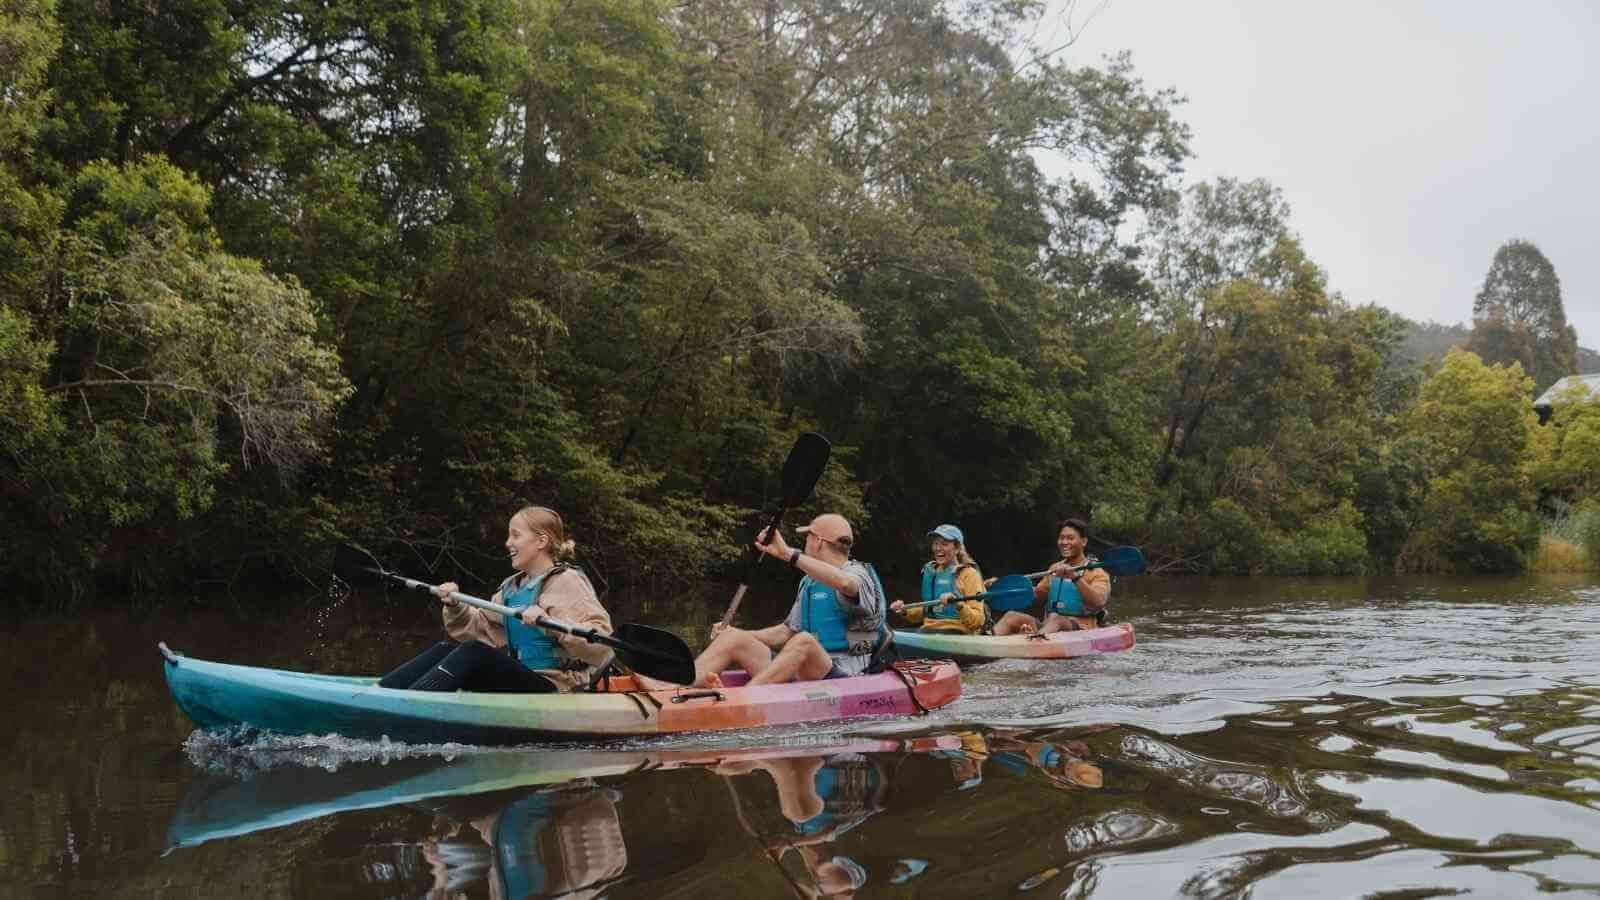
167;728;1120;897
169;738;963;850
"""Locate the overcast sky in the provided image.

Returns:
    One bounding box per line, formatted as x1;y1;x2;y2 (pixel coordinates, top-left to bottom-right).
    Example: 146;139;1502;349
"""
1043;0;1599;352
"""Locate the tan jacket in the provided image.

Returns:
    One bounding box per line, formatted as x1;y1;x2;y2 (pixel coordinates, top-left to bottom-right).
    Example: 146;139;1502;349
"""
443;566;613;691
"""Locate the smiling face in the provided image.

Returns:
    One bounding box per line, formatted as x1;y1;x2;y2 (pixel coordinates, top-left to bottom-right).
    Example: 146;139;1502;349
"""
930;537;957;566
1057;524;1087;563
505;513;550;573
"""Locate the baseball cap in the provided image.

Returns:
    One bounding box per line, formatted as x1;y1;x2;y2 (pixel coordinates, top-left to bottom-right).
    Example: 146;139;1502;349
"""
797;514;854;547
926;524;964;543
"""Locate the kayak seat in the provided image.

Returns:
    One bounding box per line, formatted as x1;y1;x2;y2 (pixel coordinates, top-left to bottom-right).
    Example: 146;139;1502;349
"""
582;652;621;693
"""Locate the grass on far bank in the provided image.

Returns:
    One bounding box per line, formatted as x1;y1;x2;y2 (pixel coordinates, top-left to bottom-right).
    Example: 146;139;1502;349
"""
1531;503;1600;573
1530;536;1595;573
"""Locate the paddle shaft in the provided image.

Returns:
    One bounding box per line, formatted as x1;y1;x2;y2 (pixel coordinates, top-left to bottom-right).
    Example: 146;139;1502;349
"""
383;572;673;663
899;590;1013;612
1026;559;1110;580
1022;546;1145;579
720;514;781;628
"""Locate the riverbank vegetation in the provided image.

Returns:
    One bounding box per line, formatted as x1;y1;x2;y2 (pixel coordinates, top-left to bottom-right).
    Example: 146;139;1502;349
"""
3;0;1596;602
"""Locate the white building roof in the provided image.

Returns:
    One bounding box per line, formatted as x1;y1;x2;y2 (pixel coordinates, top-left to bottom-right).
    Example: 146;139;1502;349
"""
1534;373;1600;408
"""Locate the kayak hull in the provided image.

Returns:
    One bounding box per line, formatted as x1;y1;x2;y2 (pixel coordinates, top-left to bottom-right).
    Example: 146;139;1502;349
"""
890;623;1136;664
160;644;960;744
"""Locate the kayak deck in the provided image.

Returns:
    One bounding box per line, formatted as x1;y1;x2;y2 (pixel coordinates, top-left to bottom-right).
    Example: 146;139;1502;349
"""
160;643;960;744
890;622;1136;663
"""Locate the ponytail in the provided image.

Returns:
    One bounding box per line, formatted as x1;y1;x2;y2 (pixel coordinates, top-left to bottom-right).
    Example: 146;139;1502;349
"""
514;505;577;561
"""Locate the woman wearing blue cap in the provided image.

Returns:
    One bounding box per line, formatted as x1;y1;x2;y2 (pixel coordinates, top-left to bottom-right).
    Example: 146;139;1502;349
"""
889;524;987;634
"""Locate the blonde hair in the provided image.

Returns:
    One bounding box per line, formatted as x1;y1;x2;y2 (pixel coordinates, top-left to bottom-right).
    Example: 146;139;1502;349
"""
515;505;577;560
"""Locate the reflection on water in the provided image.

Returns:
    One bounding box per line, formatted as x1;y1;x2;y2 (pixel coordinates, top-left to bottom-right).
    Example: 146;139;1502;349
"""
2;574;1599;896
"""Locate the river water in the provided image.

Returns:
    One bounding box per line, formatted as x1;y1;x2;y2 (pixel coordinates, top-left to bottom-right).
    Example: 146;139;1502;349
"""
4;574;1599;897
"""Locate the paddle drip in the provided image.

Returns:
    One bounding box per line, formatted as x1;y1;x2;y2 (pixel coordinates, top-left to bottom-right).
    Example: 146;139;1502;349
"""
313;559;358;660
326;572;351;603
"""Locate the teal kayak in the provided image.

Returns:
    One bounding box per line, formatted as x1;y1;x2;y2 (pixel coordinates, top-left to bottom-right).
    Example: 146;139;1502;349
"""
160;643;961;744
891;623;1136;664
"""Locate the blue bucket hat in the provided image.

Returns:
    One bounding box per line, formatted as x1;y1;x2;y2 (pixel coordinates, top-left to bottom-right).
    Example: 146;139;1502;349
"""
926;524;964;543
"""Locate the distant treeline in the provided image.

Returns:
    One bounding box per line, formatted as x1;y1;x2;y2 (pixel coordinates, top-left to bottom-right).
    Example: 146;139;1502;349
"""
1401;320;1600;375
3;0;1597;604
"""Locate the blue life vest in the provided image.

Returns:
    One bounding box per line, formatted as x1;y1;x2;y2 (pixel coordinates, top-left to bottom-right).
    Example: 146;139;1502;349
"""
500;566;576;670
1046;575;1086;616
492;792;554;898
919;563;969;621
795;756;882;836
991;743;1063;778
799;564;887;659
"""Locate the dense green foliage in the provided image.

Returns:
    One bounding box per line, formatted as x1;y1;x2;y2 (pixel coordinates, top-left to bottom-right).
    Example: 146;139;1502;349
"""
1398;349;1541;572
2;0;1596;601
1467;239;1580;394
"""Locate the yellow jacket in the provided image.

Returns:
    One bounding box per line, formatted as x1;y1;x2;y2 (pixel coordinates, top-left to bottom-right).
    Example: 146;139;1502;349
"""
904;564;986;634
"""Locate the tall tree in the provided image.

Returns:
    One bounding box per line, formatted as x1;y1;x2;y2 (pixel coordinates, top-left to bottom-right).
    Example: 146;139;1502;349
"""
1399;348;1540;573
1467;239;1578;393
1132;179;1386;574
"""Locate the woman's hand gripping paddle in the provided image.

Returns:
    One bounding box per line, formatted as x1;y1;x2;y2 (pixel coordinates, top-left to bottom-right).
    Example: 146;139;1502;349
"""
719;432;831;629
334;544;697;685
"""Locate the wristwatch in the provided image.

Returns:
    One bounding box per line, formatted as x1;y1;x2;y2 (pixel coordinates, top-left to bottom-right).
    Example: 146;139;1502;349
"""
789;549;804;569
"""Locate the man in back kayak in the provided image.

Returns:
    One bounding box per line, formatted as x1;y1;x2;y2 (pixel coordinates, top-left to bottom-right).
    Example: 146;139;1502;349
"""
648;513;887;688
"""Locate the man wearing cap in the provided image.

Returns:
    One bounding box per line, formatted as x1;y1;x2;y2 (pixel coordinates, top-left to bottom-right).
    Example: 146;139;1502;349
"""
667;513;888;688
889;524;987;635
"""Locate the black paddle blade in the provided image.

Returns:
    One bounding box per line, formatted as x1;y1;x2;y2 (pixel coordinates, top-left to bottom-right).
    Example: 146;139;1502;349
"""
613;623;697;686
779;432;831;508
333;544;389;587
1099;546;1147;577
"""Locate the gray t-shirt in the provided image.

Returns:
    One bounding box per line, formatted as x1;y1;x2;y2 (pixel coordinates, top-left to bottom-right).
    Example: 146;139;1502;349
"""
783;560;886;675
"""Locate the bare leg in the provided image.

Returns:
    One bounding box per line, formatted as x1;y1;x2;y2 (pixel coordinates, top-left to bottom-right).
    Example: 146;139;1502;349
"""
747;632;835;685
686;628;779;685
635;628;774;689
993;611;1039;635
756;757;826;824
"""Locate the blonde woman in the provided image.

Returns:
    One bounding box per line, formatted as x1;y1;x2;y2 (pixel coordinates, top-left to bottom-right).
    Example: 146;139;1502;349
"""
379;506;613;693
889;524;986;635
